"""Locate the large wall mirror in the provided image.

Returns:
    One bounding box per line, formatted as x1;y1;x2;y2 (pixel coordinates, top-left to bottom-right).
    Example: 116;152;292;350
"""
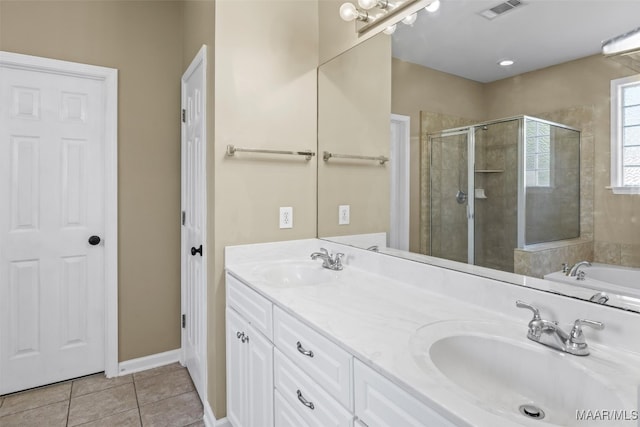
317;0;640;312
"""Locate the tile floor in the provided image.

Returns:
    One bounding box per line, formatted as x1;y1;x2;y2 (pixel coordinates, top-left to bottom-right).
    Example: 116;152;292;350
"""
0;363;204;427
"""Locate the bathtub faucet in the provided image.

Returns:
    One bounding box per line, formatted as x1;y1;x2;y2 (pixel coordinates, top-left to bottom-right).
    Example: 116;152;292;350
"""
567;261;591;277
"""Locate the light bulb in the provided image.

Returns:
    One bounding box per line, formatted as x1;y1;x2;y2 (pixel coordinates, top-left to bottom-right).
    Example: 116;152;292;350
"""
383;24;397;35
499;59;515;67
402;13;417;25
425;0;440;13
358;0;377;10
339;2;358;21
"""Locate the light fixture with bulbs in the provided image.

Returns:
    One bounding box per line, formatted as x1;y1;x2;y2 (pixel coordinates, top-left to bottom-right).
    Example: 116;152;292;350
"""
339;2;369;22
383;24;397;35
424;0;440;13
339;0;438;37
402;13;417;25
358;0;389;10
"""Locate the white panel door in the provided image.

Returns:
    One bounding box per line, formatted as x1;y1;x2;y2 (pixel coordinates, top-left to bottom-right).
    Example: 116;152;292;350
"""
181;45;207;402
0;60;106;394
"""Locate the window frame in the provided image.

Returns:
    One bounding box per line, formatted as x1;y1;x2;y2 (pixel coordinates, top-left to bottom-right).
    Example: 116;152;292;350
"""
610;74;640;194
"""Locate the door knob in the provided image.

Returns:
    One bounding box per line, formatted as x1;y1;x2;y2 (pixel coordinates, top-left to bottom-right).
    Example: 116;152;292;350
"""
191;245;203;256
88;235;101;246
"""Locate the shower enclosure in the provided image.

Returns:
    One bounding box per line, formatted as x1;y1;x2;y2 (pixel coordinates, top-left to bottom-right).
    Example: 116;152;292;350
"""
425;116;580;273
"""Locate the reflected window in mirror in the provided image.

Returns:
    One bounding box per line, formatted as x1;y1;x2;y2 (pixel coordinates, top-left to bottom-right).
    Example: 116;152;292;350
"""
525;121;552;188
611;74;640;194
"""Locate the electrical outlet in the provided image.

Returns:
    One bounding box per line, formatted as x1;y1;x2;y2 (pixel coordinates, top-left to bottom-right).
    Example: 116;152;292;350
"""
338;205;350;225
279;207;293;229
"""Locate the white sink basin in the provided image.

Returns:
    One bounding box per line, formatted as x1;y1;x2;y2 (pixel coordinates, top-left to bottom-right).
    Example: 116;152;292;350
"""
250;260;340;287
409;320;635;426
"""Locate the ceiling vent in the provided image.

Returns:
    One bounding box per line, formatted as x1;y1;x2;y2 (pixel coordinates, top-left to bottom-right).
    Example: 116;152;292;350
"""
480;0;524;20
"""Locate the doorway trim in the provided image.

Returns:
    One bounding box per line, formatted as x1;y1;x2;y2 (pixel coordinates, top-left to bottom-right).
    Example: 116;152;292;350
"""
390;114;410;251
0;51;119;378
180;45;208;403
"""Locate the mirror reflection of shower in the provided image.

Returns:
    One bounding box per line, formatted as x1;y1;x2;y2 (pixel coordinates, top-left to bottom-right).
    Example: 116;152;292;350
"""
426;116;581;273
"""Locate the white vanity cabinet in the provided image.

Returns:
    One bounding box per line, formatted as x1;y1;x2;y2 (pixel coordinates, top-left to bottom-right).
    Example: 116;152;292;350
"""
226;271;457;427
226;274;274;427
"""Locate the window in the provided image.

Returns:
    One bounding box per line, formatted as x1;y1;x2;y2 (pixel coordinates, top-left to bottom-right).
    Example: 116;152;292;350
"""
525;120;552;187
611;74;640;194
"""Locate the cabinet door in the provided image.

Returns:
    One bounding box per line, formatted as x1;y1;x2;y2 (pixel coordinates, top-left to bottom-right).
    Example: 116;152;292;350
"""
354;360;456;427
226;308;248;427
246;322;274;427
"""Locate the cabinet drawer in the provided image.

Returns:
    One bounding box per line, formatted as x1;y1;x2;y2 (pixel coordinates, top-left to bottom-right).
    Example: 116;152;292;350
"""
354;360;456;427
226;273;272;339
274;349;353;427
273;307;352;409
275;389;312;427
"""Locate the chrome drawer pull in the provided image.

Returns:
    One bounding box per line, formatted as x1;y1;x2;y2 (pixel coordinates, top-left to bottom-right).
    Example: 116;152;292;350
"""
236;331;244;340
296;341;314;357
241;334;249;343
296;389;315;410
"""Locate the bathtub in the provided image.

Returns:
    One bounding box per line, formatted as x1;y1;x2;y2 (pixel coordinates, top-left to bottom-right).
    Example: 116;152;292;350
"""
544;263;640;300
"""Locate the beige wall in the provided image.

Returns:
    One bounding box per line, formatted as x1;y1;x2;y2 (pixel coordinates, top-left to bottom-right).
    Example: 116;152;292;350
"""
212;0;319;415
391;59;484;252
318;34;391;238
0;1;185;361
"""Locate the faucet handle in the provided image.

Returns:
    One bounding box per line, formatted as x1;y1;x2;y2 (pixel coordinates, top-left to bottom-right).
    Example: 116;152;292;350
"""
516;300;541;321
568;319;604;351
561;263;569;274
319;248;329;256
572;319;604;333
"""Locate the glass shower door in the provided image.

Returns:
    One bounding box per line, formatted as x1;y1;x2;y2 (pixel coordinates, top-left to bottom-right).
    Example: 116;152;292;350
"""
429;130;473;264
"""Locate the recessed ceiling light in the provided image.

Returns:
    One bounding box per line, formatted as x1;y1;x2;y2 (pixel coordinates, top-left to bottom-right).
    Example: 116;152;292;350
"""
499;59;515;67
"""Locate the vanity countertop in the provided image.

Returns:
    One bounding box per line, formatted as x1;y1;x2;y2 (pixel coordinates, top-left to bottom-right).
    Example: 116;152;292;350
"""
225;240;640;427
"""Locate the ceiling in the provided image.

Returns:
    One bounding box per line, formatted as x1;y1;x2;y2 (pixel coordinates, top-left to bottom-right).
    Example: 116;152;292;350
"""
392;0;640;83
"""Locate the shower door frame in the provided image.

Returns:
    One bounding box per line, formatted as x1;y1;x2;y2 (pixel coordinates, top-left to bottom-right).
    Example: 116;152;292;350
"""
429;128;476;264
428;115;582;268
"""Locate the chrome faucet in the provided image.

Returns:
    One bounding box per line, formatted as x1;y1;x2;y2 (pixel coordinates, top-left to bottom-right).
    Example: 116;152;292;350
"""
516;300;604;356
310;248;344;271
567;261;591;277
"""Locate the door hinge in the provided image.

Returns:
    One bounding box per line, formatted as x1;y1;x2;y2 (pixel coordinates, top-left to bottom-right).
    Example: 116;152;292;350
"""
182;314;186;328
181;109;186;123
181;210;186;225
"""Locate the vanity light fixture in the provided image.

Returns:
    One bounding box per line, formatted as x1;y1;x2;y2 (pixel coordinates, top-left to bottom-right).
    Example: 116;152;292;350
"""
383;24;397;35
402;12;417;25
424;0;440;13
499;59;515;66
358;0;389;11
340;2;369;22
339;0;433;37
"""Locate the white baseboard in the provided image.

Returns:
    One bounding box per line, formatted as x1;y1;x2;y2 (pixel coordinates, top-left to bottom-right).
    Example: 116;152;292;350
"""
203;400;230;427
117;348;182;376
